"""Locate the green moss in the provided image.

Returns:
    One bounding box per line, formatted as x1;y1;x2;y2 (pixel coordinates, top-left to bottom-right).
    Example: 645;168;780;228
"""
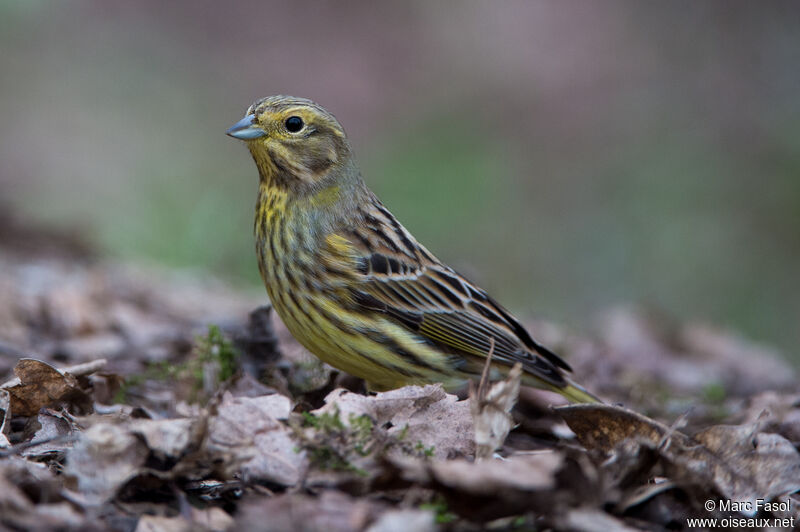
195;325;240;382
420;496;456;524
298;407;375;475
114;325;240;404
414;441;435;457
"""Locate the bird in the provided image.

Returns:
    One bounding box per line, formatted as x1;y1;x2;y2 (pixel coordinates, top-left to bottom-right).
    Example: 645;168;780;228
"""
226;95;599;403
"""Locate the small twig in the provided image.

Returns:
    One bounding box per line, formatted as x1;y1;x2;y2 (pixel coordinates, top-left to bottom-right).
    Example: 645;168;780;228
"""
1;358;108;389
477;337;496;402
658;408;692;452
0;433;79;458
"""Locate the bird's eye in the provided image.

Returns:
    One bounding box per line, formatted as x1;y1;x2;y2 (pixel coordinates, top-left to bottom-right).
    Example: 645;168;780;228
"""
285;116;304;133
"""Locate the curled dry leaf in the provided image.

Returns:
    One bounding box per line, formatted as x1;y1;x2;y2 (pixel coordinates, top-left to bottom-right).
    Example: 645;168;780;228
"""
738;391;800;443
0;457;62;512
0;389;10;448
2;358;99;416
470;362;522;460
562;508;642;532
206;391;304;486
365;509;436;532
235;490;385;532
0;457;87;531
556;403;693;453
314;384;474;459
692;423;800;513
129;417;203;460
135;507;234;532
21;409;78;458
64;422;150;506
428;451;561;495
558;403;800;516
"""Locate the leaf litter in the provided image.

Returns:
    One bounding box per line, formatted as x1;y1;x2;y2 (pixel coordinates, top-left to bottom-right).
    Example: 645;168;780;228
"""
0;227;799;530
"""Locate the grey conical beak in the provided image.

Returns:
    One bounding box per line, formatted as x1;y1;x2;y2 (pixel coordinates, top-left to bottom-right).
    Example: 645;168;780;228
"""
226;114;267;140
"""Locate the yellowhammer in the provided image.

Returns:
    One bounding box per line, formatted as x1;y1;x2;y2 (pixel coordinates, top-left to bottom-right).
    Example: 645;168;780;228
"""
227;95;599;402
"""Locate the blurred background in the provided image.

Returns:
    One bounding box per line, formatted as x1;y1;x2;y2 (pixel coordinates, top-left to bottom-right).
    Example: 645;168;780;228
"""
1;1;799;360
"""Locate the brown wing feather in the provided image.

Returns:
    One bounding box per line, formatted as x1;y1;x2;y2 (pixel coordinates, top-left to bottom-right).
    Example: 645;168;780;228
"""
346;236;570;386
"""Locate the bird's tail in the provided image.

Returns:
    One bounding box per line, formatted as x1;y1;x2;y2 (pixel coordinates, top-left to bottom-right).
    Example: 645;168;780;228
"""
552;378;603;404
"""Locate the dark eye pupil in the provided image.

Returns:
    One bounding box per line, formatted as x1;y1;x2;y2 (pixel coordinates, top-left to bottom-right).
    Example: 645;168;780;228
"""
285;116;303;132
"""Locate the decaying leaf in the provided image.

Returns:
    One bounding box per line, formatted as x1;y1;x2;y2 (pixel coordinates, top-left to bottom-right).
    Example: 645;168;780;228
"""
129;417;203;461
0;389;10;448
64;422;150;505
20;408;78;458
365;509;436;532
207;391;305;485
738;391;800;442
235;490;386;532
692;423;800;511
429;451;561;495
2;358;95;416
558;403;800;517
556;403;693;453
470;361;522;460
314;384;474;459
134;507;234;532
562;508;641;532
0;457;76;530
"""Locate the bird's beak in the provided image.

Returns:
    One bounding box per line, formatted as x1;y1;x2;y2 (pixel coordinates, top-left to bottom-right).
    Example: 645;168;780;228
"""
226;114;267;140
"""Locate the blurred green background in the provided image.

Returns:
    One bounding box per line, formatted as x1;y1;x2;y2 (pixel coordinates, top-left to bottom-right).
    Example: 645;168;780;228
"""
2;2;799;359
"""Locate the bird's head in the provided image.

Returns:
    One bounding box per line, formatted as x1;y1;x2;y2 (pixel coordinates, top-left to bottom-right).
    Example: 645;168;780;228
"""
227;95;352;188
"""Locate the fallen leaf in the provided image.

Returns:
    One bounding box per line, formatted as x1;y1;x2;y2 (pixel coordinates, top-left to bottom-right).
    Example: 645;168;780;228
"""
0;389;10;448
692;423;800;513
0;457;66;529
563;508;641;532
3;359;95;416
738;391;800;443
235;490;384;532
206;392;304;485
315;385;474;459
365;509;436;532
556;403;692;453
21;408;77;458
429;451;561;495
471;362;521;460
135;507;234;532
128;417;202;461
559;403;800;517
64;422;149;505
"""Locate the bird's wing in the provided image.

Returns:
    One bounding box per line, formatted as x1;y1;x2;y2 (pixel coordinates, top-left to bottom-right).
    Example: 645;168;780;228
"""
340;223;571;387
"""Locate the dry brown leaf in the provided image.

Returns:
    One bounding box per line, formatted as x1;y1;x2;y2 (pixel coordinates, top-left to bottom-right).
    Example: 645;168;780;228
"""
563;508;641;532
559;403;800;517
2;358;94;416
365;509;436;532
21;409;77;458
429;451;561;495
471;363;521;460
135;515;192;532
235;490;384;532
692;423;800;511
64;422;150;505
0;457;66;529
738;391;800;443
556;403;692;453
128;417;202;460
0;389;10;448
206;392;305;485
135;507;234;532
315;384;474;459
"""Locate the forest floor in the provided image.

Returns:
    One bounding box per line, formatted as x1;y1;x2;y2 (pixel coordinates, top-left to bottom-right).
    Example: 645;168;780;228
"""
0;216;798;532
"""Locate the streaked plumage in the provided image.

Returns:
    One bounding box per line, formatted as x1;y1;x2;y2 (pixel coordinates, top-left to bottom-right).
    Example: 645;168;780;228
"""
227;95;599;402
